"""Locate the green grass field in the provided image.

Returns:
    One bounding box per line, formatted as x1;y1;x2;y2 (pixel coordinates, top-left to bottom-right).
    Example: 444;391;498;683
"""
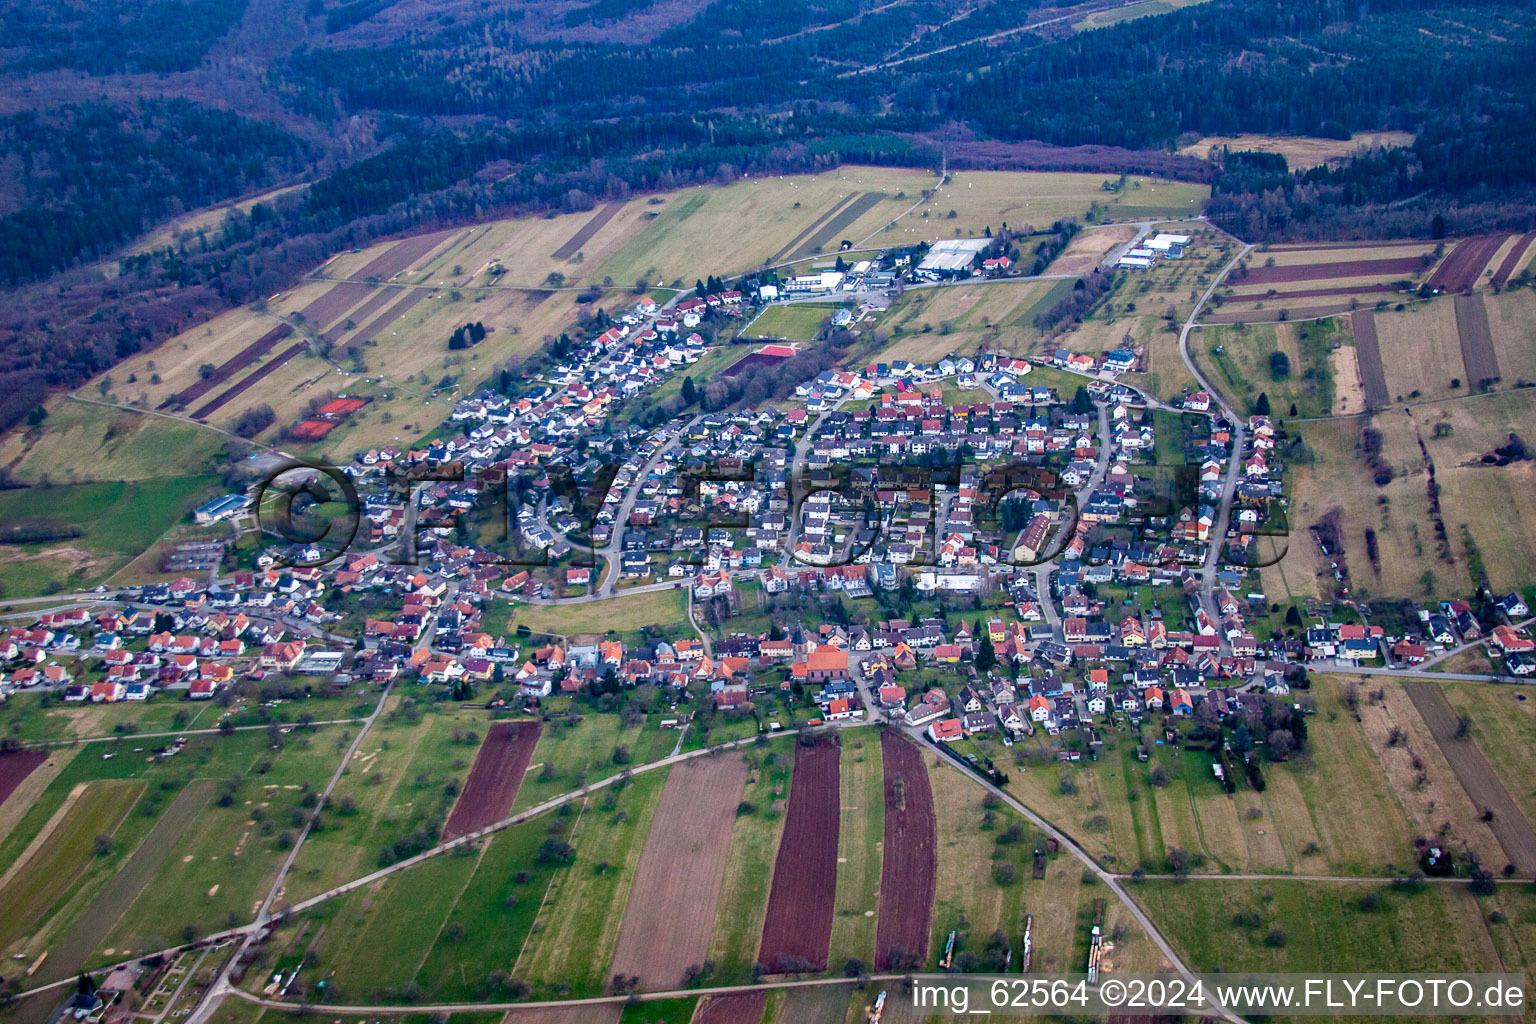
928;758;1031;970
871;278;1061;363
0;474;221;595
413;817;567;1000
306;846;482;1000
708;739;795;981
514;768;668;997
741;303;844;341
828;731;884;969
512;712;674;814
987;684;1415;879
1133;877;1476;975
1197;318;1342;418
0;725;356;979
281;703;487;905
508;589;689;638
0;400;225;485
0;779;142;953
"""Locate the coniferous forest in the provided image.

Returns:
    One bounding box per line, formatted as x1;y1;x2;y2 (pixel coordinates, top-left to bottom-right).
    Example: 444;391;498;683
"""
3;0;1536;431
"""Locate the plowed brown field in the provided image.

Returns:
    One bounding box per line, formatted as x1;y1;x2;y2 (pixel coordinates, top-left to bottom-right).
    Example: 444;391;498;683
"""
441;721;541;841
608;753;750;988
757;736;840;973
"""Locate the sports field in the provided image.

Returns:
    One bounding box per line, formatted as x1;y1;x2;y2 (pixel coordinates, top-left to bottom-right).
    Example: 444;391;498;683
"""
741;303;844;341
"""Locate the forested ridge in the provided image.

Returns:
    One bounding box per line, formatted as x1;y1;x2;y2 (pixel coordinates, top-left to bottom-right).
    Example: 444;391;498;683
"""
4;0;1536;434
0;101;309;287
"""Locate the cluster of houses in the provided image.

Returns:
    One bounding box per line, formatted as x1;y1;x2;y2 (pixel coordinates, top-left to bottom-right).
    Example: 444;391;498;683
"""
18;231;1536;732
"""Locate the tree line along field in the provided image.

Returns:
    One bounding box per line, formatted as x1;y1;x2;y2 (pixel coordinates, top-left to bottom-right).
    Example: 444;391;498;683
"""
1284;388;1536;600
1176;131;1417;171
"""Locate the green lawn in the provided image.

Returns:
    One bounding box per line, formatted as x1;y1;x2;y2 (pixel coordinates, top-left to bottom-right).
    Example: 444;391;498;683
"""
619;998;698;1024
508;589;689;638
741;303;844;341
708;738;795;981
309;846;481;1000
828;731;884;969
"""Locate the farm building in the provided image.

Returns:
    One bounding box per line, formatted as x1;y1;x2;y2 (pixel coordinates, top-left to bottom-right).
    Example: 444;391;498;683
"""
919;237;990;274
1145;233;1190;257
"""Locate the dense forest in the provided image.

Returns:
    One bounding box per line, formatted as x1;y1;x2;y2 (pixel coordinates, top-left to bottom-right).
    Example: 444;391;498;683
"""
0;101;309;286
0;0;249;73
3;0;1536;433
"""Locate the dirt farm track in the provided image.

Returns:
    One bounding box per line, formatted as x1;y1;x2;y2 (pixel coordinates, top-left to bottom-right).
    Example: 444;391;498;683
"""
757;736;841;973
607;752;750;988
1404;683;1536;875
